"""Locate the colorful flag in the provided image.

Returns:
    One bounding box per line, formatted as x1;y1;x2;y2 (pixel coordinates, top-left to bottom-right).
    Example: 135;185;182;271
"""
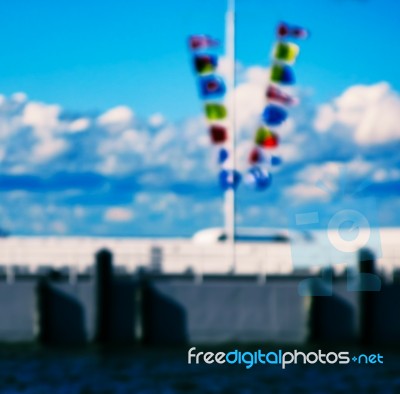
189;35;219;50
270;64;295;85
244;21;308;193
277;22;309;39
204;103;227;120
194;54;218;75
269;155;282;166
248;147;264;164
266;85;298;106
209;125;228;144
255;127;279;148
219;169;242;190
199;75;226;98
273;42;299;63
245;166;272;191
218;148;229;164
262;105;288;127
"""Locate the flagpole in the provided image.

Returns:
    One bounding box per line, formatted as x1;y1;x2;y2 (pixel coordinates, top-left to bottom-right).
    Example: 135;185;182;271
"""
225;0;236;272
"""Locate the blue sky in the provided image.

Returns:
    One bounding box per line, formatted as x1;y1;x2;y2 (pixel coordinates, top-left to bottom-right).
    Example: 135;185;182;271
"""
1;0;400;119
0;0;399;236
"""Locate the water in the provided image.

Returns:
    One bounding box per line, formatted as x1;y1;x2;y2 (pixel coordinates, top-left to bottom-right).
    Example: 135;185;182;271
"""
0;345;398;393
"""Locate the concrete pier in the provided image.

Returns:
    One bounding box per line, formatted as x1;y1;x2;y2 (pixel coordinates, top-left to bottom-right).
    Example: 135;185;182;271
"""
0;249;399;345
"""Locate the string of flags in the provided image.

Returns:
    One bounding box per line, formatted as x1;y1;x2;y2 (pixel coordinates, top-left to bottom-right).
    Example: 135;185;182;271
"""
188;22;309;192
245;22;308;191
188;34;236;190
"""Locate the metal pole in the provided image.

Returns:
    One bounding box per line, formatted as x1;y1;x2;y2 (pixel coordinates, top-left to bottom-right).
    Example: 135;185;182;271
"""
225;0;236;272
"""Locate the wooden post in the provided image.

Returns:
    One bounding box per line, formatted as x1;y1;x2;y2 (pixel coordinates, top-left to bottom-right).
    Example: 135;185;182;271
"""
94;249;113;344
359;248;377;346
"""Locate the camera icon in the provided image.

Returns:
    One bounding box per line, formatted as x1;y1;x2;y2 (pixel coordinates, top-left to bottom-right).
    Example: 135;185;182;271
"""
287;167;382;296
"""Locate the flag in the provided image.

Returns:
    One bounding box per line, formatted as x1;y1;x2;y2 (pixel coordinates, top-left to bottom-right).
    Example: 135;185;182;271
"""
277;22;309;39
270;64;295;85
209;125;228;144
262;105;288;127
189;35;219;50
255;127;279;148
218;148;229;164
273;42;299;64
270;155;282;166
204;103;227;120
248;147;264;165
219;169;242;190
245;166;272;191
194;54;218;75
266;85;298;106
199;75;226;98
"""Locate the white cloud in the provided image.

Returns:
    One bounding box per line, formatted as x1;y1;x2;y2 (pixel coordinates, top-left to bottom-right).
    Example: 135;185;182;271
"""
51;221;67;234
32;138;68;162
97;155;118;175
69;118;90;133
134;192;151;204
217;56;244;82
373;168;400;182
314;82;400;145
231;66;267;133
295;161;340;191
345;157;373;178
73;206;85;219
97;105;134;130
11;92;27;103
104;207;134;222
19;100;71;164
314;104;336;132
148;113;165;127
98;129;148;156
0;76;398;233
285;183;329;202
7;165;28;174
285;158;376;203
152;193;179;213
22;102;61;138
152;125;176;150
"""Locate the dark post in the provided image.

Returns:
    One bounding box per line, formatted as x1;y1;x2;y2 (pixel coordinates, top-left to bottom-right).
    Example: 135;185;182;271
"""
94;249;113;344
35;278;50;343
307;267;332;342
393;268;400;284
359;248;377;346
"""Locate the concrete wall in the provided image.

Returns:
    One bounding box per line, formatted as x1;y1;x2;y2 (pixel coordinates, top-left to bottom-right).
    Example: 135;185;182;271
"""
151;278;308;344
0;281;95;343
0;277;310;344
0;282;36;342
0;275;399;345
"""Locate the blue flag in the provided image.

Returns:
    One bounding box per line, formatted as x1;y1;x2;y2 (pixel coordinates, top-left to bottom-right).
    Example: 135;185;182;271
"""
262;105;288;126
219;169;242;190
199;75;226;99
245;166;272;191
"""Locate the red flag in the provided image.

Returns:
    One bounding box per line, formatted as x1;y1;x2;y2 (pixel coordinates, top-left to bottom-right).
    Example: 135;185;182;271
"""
266;85;298;106
255;127;279;148
277;22;309;39
248;147;264;164
209;125;228;144
189;35;219;50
